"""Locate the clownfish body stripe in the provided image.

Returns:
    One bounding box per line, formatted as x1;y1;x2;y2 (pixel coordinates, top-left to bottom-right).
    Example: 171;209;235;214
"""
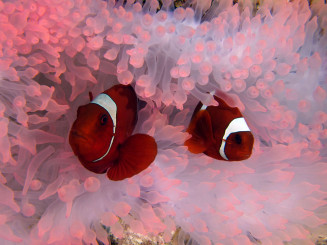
91;93;117;162
219;117;251;160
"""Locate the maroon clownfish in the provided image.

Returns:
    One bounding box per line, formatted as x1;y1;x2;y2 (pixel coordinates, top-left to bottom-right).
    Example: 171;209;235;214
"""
69;84;157;181
185;95;254;161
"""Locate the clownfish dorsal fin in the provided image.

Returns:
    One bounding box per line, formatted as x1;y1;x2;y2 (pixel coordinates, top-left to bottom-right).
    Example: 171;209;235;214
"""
89;92;94;101
185;110;214;154
107;134;157;181
214;96;231;109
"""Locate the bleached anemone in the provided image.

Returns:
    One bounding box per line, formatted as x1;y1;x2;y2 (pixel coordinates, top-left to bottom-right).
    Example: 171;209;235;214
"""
0;0;327;244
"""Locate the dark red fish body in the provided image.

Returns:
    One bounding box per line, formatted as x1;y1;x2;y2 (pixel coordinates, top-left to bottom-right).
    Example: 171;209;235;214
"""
69;84;157;180
185;96;254;161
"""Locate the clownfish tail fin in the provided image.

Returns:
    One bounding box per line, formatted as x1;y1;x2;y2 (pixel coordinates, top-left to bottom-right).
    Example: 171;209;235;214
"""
185;110;213;154
107;134;157;181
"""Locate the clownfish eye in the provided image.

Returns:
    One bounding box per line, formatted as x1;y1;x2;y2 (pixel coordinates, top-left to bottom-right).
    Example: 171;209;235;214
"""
235;134;242;144
100;114;108;125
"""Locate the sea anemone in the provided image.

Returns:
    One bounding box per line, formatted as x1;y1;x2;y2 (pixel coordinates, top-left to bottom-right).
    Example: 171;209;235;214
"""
1;0;327;244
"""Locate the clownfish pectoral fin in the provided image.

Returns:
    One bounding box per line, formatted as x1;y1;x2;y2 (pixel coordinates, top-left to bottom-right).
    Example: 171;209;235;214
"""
185;110;213;154
107;134;157;181
89;92;93;101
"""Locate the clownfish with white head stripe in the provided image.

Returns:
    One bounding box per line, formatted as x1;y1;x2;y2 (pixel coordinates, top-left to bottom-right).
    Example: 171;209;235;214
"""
185;95;254;161
69;84;157;181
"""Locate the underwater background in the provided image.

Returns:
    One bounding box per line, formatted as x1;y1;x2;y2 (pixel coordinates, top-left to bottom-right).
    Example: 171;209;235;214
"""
0;0;327;244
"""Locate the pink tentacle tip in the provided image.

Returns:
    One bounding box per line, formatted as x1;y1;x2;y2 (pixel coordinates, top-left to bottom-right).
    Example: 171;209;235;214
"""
84;177;100;192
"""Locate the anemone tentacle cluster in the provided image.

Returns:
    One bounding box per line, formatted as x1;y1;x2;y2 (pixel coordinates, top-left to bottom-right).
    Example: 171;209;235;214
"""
0;0;327;244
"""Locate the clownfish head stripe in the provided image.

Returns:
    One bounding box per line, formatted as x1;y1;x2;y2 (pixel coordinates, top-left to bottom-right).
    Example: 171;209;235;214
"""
91;93;117;162
219;117;251;160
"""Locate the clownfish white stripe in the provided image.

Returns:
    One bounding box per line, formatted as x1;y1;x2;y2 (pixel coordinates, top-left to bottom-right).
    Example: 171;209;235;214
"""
91;93;117;126
200;104;207;110
219;141;228;160
200;91;215;111
219;117;251;160
91;93;117;162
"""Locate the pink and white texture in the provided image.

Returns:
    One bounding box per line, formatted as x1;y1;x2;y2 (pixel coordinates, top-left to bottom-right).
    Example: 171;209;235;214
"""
0;0;327;244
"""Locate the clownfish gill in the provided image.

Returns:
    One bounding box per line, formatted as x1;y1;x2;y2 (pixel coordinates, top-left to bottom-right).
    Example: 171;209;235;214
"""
69;84;157;181
185;95;254;161
90;93;117;162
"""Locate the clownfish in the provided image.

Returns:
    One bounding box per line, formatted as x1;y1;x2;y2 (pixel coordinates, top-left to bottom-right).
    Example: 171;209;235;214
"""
185;95;254;161
69;84;157;181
